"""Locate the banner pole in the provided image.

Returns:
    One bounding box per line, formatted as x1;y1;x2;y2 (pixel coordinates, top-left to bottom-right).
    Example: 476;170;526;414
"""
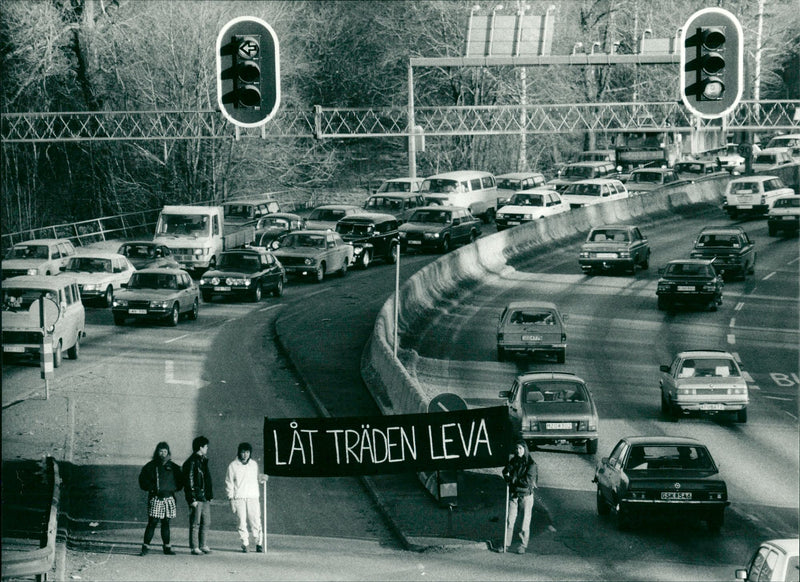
261;474;268;554
503;485;510;553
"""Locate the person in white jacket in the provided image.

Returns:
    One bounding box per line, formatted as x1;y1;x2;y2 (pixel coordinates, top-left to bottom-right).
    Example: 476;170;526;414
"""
224;442;264;553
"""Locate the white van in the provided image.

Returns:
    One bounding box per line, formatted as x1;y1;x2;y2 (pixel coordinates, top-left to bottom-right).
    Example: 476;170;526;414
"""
765;133;800;162
419;170;498;223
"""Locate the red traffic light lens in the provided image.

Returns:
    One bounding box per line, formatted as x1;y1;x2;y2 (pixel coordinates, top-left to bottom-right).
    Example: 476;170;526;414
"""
702;27;725;50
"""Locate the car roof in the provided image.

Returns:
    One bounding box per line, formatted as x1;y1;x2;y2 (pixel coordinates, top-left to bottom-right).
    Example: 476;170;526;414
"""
568;178;624;185
622;436;703;446
222;248;267;255
423;170;493;180
312;204;363;211
504;300;559;311
13;238;70;246
496;172;545;180
69;251;126;259
698;225;746;234
382;177;422;183
260;212;301;220
222;197;279;205
760;539;800;556
677;159;713;165
338;213;397;223
2;274;80;288
631;167;673;174
414;205;468;212
516;371;584;383
133;267;186;275
564;161;612;168
667;258;715;266
119;240;161;246
590;223;635;231
731;175;779;183
285;229;335;236
368;192;421;199
675;350;735;359
509;187;557;196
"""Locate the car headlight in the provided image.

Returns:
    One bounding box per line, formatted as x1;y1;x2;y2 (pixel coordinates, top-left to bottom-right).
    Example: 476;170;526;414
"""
657;282;670;291
690;252;702;258
618;251;630;258
526;417;539;431
579;251;590;258
304;258;314;266
193;248;204;257
708;492;726;501
399;232;407;239
353;246;364;256
424;233;440;240
702;283;717;291
151;300;170;308
522;214;534;220
226;277;250;286
730;386;747;395
26;268;39;276
677;388;695;395
113;299;128;307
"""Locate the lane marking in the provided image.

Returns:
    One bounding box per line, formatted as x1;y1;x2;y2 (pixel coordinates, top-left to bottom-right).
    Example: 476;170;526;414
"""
727;334;736;345
164;334;189;344
165;360;196;386
735;302;745;311
762;271;776;281
258;304;285;313
729;317;736;328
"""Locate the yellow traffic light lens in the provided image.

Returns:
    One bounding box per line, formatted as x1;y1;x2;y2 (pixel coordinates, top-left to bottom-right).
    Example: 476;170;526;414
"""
701;53;725;75
237;61;260;83
702;79;725;100
238;87;261;108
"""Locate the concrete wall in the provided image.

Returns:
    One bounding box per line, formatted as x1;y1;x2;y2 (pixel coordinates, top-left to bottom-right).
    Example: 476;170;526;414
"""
360;175;733;417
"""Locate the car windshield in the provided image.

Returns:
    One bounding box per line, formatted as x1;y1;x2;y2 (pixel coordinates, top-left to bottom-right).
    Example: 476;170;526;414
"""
377;181;413;193
420;179;463;194
281;233;326;248
497;178;525;191
562;166;594;179
224;205;255;219
665;263;713;278
625;445;715;471
2;288;57;311
365;197;403;212
217;254;261;270
774;197;800;208
588;230;628;242
408;210;451;224
336;222;374;236
127;273;178;290
677;357;740;378
119;244;157;259
631;172;662;183
157;214;209;236
565;184;602;197
258;217;289;230
509;193;544;206
695;234;740;248
521;381;587;404
508;310;556;325
308;209;347;221
676;163;704;173
64;257;112;273
6;245;50;260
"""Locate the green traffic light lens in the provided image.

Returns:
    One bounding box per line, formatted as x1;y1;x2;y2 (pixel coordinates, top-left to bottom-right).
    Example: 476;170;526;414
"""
702;79;725;100
238;87;261;108
238;62;260;84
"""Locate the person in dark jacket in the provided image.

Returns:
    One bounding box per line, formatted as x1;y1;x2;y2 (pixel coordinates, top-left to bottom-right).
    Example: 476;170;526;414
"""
182;435;213;555
502;439;538;554
138;441;184;556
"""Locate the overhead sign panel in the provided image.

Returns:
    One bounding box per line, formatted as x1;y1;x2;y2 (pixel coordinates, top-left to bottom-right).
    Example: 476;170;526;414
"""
466;13;552;57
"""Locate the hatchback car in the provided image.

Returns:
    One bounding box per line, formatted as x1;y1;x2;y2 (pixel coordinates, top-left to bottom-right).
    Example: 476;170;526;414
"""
112;268;199;326
736;538;800;582
560;179;629;209
579;224;650;275
499;372;598;454
335;213;399;268
305;204;365;231
199;248;285;302
496;301;567;362
398;206;481;253
593;436;729;531
767;195;800;236
656;259;724;312
659;350;748;423
495;172;548;206
59;252;136;306
116;241;182;270
495;189;570;231
2;238;77;280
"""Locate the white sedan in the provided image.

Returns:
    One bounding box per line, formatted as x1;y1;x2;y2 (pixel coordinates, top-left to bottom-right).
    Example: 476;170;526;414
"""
495;188;570;231
59;252;136;306
560;178;629;209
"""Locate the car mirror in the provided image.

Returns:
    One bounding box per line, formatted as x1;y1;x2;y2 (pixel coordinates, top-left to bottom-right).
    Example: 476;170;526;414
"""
270;240;280;250
659;365;670;373
498;390;511;399
734;569;747;581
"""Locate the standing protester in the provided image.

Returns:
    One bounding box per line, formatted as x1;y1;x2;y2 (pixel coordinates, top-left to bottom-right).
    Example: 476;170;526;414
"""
138;442;184;556
502;439;538;554
183;435;213;556
225;442;265;553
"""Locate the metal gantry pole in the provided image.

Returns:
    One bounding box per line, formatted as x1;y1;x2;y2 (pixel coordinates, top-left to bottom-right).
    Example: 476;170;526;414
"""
393;246;400;358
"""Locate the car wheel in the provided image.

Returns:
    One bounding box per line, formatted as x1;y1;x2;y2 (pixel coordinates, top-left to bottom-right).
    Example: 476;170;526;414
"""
497;347;506;362
657;296;669;311
469;230;477;244
709;298;718;312
250;283;262;302
360;251;371;269
314;264;325;283
440;237;450;253
768;223;777;236
660;392;670;415
67;334;80;360
728;210;738;220
273;278;284;297
586;439;598;455
737;408;748;423
640;253;650;270
201;291;213;303
103;286;114;307
615;504;631;531
707;509;724;533
556;349;566;364
113;314;126;326
748;257;756;275
167;303;179;326
388;244;398;264
339;259;348;277
596;487;610;516
188;298;199;320
483;208;495;224
53;340;63;368
669;399;681;422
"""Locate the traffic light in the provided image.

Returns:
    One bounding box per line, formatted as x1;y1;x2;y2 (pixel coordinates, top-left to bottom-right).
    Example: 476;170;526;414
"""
680;8;743;119
216;17;280;127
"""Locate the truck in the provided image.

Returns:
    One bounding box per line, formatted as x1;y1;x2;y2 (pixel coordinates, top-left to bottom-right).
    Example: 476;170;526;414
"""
153;205;255;274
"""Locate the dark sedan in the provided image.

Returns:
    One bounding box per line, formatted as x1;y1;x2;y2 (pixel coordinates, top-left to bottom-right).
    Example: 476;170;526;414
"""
254;213;306;248
656;259;723;312
499;372;598;454
335;213;399;268
116;241;182;270
593;436;729;532
398;206;481;253
112;268;199;326
199;248;285;302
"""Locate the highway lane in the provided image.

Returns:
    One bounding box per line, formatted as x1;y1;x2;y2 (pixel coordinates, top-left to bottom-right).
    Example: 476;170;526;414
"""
400;206;799;564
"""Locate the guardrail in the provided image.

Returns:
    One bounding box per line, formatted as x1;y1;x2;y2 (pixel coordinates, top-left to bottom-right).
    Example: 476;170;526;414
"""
1;456;60;582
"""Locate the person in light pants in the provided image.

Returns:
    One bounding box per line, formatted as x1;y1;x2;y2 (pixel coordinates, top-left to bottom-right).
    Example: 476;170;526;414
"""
225;442;264;553
502;439;538;554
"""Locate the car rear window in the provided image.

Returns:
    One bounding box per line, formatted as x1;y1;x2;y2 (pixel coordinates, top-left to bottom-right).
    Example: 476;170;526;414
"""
508;310;556;325
521;381;585;403
774;198;800;208
626;445;715;471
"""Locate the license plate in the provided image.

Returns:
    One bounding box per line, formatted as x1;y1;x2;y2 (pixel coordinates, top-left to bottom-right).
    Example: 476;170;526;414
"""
784;216;796;220
408;240;421;245
677;285;695;291
545;422;572;430
700;403;724;411
507;221;520;225
4;346;26;353
522;335;542;341
661;491;692;500
214;286;231;292
596;253;617;259
129;309;148;315
738;204;753;209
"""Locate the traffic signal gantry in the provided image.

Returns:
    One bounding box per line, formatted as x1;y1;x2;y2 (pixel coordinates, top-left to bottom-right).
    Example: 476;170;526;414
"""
680;7;743;120
216;16;280;128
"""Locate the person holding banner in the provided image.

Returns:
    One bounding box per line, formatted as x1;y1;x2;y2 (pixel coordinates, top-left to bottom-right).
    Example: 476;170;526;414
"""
138;441;184;556
502;439;538;554
183;436;213;556
225;442;264;553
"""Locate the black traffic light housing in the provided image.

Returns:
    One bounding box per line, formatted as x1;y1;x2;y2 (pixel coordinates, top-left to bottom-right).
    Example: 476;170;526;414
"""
680;8;743;119
216;17;280;127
